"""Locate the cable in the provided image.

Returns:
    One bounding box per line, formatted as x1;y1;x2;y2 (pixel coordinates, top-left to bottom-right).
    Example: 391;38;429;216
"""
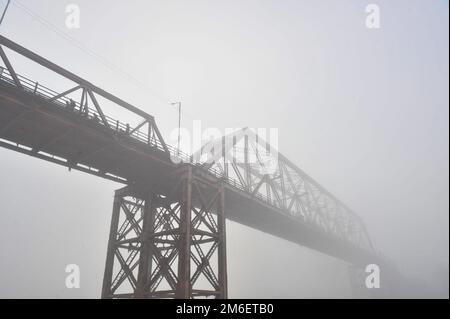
11;0;198;121
12;0;167;103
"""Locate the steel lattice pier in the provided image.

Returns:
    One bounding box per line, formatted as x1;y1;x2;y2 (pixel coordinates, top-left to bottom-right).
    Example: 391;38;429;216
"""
101;166;227;299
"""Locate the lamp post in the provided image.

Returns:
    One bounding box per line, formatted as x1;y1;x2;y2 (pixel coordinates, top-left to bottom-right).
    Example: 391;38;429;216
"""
171;101;181;154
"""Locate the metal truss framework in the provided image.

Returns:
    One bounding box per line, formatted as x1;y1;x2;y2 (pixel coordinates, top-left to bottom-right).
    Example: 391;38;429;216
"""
194;128;375;252
0;35;392;299
0;35;169;155
101;166;227;299
0;34;375;255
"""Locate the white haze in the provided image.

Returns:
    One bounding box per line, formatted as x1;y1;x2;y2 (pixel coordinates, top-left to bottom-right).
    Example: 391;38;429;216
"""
0;0;448;298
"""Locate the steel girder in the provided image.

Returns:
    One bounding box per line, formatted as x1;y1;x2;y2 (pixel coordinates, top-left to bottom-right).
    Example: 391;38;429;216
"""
101;166;227;299
192;128;375;253
0;34;375;255
0;35;169;155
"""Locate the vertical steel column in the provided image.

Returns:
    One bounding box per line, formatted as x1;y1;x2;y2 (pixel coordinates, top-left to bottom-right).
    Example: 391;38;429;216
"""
101;188;146;299
176;167;192;298
135;193;154;298
101;188;124;299
217;182;228;299
244;134;251;191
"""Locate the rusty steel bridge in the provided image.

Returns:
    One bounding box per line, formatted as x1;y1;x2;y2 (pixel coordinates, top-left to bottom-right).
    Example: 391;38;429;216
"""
0;35;388;299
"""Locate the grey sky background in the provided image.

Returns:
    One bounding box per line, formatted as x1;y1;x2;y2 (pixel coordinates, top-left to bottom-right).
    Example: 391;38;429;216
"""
0;0;448;298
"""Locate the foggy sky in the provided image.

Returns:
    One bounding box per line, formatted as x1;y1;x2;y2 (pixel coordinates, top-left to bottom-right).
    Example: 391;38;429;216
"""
0;0;448;298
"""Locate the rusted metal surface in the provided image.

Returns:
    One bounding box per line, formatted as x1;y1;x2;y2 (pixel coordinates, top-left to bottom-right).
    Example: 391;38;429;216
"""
101;168;227;299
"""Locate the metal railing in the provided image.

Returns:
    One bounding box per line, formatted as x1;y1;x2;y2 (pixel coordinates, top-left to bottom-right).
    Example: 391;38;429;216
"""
0;66;241;183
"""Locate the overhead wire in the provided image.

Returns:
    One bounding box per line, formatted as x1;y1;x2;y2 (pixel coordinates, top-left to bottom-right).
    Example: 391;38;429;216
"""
11;0;198;121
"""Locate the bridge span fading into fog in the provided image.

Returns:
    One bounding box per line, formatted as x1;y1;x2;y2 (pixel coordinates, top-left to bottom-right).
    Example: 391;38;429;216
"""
0;35;392;299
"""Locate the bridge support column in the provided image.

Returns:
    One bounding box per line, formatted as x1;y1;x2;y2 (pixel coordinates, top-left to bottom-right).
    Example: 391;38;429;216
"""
101;166;227;299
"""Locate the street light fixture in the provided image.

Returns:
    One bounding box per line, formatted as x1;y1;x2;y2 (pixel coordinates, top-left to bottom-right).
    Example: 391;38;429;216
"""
171;101;181;154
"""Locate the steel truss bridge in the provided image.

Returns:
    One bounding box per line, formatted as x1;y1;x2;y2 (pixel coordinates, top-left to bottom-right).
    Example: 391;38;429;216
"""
0;35;390;298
